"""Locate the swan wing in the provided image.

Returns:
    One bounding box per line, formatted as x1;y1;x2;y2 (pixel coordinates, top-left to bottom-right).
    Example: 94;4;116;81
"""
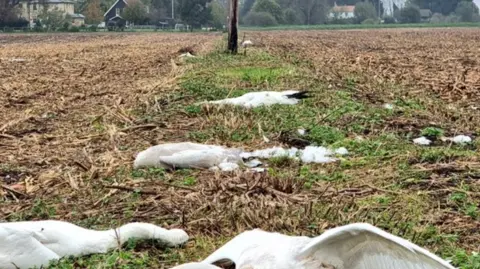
158;149;226;169
201;229;281;266
0;225;60;269
296;223;455;269
135;143;227;168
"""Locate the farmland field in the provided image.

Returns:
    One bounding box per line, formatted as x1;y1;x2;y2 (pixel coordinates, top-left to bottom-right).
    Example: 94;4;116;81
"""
1;29;480;268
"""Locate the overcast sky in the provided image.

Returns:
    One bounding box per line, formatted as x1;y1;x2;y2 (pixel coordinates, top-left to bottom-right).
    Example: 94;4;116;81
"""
475;0;480;8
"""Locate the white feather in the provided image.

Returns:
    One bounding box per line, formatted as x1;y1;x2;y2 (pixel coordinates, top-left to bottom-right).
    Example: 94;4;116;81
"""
0;220;188;269
413;136;432;146
383;103;394;110
452;135;472;144
206;91;304;108
218;162;240;172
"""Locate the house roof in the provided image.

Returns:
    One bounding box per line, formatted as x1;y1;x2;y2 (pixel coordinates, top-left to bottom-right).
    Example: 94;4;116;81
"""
19;0;75;3
103;0;128;17
70;13;85;18
331;5;355;13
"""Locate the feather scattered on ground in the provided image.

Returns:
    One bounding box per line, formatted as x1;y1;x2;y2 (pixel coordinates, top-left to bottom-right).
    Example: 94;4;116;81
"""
413;136;432;146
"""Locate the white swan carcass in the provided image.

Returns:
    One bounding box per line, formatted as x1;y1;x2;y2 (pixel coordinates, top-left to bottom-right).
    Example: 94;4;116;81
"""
0;220;189;269
134;142;243;170
205;90;311;108
170;223;455;269
242;40;253;47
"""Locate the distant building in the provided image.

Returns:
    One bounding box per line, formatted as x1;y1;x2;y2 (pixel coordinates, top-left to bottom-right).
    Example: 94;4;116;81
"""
104;0;128;26
329;2;355;19
70;13;85;26
104;0;149;27
18;0;84;27
18;0;72;24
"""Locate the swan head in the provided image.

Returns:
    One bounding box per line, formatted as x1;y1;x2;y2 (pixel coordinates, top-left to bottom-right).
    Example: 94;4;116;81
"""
133;148;159;169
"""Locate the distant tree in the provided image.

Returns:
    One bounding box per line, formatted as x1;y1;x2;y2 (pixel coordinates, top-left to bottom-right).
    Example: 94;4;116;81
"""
429;12;444;23
243;11;278;26
100;0;117;13
179;0;212;28
240;0;255;18
210;0;226;28
252;0;284;23
455;1;480;22
284;8;301;24
398;4;421;23
445;13;460;22
84;0;103;24
0;0;23;27
353;1;376;23
147;7;164;23
122;0;148;24
411;0;463;15
361;17;376;24
38;8;67;30
148;0;171;21
297;0;328;25
383;15;396;24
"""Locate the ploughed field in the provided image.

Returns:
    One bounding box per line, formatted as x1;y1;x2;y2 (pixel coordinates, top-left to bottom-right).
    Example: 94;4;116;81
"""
1;29;480;268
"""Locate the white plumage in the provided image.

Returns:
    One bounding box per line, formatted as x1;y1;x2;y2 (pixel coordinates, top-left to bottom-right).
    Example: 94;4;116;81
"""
413;136;432;146
133;142;243;170
205;91;308;108
0;220;188;269
134;143;351;171
242;40;254;47
170;223;455;269
451;135;472;144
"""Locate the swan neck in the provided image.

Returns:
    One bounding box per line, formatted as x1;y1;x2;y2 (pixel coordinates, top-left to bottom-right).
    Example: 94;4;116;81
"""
105;223;164;247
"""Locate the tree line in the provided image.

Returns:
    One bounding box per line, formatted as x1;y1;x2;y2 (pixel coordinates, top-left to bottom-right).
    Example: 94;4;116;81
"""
240;0;479;26
1;0;479;28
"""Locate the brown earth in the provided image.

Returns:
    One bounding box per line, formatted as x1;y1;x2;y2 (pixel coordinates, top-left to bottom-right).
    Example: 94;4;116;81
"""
1;29;480;267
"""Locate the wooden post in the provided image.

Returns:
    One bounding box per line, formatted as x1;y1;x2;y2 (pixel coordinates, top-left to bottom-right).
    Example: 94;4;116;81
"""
227;0;238;54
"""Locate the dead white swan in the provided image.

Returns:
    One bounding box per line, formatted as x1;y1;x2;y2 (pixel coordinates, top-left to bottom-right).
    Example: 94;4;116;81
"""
241;40;253;47
134;143;349;171
134;142;243;170
170;223;455;269
204;90;311;108
0;220;188;269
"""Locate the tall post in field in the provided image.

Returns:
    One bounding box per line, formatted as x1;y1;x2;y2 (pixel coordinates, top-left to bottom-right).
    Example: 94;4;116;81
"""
227;0;238;54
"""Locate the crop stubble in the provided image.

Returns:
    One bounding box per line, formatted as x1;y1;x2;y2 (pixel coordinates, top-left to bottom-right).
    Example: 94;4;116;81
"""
1;29;480;264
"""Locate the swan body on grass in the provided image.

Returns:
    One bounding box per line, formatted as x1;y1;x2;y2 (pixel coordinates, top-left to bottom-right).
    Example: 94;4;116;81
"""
204;90;310;108
134;143;350;171
134;142;243;170
171;223;455;269
0;220;188;269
